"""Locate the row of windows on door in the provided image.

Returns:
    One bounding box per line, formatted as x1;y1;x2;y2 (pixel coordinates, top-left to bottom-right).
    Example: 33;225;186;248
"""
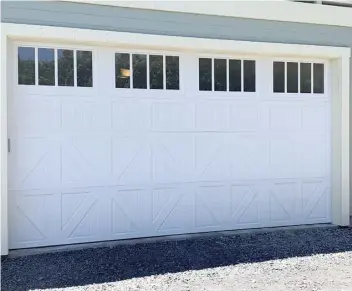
17;47;325;94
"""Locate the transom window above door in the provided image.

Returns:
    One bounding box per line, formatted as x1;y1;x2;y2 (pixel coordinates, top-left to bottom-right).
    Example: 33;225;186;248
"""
115;53;180;90
273;61;325;94
198;58;256;92
17;46;93;87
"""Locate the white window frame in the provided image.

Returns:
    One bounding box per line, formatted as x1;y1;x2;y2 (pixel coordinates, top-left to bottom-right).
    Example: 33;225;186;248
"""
14;42;97;97
272;59;328;97
114;51;181;91
197;55;257;96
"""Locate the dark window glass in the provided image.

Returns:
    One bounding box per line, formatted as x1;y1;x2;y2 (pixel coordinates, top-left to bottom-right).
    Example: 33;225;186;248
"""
166;56;179;90
199;58;212;91
273;62;285;93
58;49;74;86
77;51;93;87
287;62;298;93
229;59;241;92
115;53;130;88
132;54;147;89
243;60;256;92
149;55;163;90
300;63;312;93
214;59;227;91
38;48;55;86
313;63;324;94
18;47;35;85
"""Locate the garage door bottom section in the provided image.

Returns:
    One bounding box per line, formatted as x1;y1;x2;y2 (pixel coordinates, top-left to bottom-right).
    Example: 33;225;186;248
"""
9;179;330;249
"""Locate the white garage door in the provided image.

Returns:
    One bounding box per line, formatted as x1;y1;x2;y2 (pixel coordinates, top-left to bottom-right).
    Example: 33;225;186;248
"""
8;43;331;249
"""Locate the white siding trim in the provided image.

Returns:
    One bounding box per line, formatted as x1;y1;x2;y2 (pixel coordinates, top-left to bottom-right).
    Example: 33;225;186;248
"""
0;27;9;256
331;55;351;226
0;22;350;255
58;0;352;28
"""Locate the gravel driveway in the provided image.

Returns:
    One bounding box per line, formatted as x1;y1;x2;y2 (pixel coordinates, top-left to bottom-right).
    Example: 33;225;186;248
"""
2;227;352;291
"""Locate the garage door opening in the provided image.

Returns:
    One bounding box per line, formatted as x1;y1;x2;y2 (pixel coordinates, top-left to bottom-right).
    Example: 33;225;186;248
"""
8;44;331;249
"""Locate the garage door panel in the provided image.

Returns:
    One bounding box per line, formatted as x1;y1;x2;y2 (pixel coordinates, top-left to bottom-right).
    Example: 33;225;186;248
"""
152;134;195;183
11;96;61;135
297;133;329;177
152;187;194;233
152;102;195;131
62;190;100;242
110;188;146;237
302;104;329;132
231;134;266;180
9;190;59;248
112;101;152;131
268;181;300;222
9;138;61;190
61;101;111;133
61;137;111;187
196;102;231;131
231;184;260;225
230;103;259;132
196;134;231;181
195;185;231;228
269;104;302;132
111;136;151;184
301;180;330;221
268;133;299;178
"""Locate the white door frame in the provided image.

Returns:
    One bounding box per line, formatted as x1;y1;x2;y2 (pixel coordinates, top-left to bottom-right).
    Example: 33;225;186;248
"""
0;23;350;255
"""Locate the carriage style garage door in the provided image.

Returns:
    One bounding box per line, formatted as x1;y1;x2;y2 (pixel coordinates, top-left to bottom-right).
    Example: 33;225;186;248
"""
8;43;331;249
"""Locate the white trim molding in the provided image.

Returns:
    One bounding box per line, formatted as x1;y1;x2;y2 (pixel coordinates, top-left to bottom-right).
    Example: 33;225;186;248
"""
59;0;352;28
0;24;9;256
0;23;350;255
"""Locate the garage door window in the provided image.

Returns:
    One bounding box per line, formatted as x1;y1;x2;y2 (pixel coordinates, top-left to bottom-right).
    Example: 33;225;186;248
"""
17;46;93;87
199;58;256;92
76;51;93;87
38;48;55;86
58;49;74;87
115;53;180;90
18;47;35;85
273;61;324;94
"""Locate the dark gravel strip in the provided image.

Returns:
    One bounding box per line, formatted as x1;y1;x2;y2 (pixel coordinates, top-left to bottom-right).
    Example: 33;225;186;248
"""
1;227;352;291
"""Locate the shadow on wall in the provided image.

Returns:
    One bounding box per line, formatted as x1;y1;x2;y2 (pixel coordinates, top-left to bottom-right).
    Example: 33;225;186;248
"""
1;227;352;291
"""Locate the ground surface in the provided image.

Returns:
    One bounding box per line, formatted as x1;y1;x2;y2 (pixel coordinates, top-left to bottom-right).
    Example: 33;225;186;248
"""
2;227;352;291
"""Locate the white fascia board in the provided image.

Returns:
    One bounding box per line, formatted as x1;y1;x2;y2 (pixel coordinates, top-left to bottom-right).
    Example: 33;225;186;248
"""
58;0;352;28
2;23;350;60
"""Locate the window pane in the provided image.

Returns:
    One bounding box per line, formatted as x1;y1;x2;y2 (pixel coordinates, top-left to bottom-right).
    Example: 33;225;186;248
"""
166;56;179;90
287;62;298;93
229;59;241;92
77;51;93;87
214;59;227;91
38;48;55;86
149;55;163;90
18;47;35;85
58;49;74;86
313;63;324;94
300;63;312;93
273;62;285;93
132;54;147;89
199;58;212;91
243;60;256;92
115;53;130;88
